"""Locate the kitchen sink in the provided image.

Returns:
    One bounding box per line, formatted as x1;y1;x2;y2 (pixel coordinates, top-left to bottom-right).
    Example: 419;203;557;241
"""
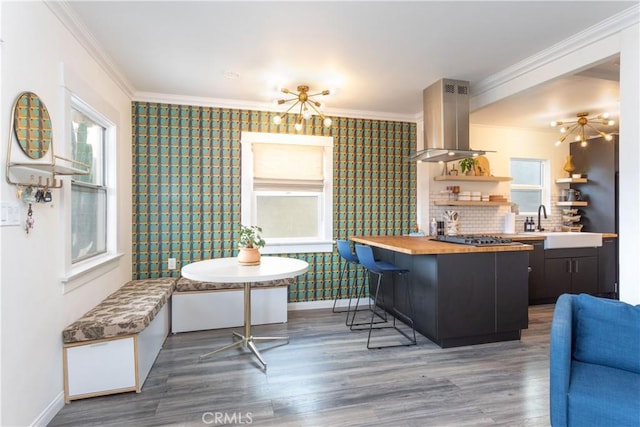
524;232;603;249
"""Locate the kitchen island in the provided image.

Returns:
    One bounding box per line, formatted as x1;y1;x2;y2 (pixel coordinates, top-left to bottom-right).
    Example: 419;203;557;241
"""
350;235;533;348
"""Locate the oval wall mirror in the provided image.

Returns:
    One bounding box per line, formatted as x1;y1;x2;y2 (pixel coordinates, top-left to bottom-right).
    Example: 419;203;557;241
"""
13;92;52;159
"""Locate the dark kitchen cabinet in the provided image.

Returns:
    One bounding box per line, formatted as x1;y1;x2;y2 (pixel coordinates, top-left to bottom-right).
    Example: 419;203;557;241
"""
570;136;618;233
544;248;598;297
437;252;496;339
598;237;618;297
369;248;529;348
513;239;546;304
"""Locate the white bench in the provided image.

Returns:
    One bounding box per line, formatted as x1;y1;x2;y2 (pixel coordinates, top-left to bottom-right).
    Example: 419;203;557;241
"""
171;276;292;333
61;278;175;403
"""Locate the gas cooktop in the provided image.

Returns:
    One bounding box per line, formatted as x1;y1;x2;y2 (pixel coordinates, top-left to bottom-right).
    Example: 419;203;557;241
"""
435;235;516;247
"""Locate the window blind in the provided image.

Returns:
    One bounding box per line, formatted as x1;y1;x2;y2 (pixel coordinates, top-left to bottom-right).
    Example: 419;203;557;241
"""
253;143;324;191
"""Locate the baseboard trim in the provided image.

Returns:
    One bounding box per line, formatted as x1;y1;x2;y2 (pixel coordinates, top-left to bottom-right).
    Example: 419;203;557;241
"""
31;391;65;426
288;298;371;311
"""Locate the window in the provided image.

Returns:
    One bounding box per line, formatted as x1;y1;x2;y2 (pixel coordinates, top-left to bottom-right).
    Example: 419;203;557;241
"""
241;132;333;253
71;107;107;262
510;158;550;214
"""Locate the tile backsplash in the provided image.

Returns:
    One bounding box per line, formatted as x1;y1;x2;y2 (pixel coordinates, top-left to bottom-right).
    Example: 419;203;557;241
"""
429;192;564;234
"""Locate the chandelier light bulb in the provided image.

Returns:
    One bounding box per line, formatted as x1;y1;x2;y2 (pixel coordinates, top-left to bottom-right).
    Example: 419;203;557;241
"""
272;115;282;125
273;84;334;131
323;117;332;128
551;112;616;147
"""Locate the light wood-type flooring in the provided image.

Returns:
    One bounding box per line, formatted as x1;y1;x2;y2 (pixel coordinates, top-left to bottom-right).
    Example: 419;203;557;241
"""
49;304;555;427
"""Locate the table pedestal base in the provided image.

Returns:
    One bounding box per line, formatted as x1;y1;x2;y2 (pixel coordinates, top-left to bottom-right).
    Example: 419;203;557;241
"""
199;282;289;369
199;332;289;368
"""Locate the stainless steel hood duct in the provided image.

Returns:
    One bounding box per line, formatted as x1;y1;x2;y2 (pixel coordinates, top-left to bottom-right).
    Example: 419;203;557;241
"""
409;78;490;163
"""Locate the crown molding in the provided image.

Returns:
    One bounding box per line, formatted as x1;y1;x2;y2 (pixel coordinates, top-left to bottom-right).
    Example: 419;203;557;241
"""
473;5;639;98
46;1;135;98
134;91;419;123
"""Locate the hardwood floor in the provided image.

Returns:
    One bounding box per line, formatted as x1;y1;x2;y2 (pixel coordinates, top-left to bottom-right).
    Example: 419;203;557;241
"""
49;304;555;427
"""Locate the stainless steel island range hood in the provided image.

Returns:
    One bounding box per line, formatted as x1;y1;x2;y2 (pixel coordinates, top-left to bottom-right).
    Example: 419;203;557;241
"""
409;78;490;163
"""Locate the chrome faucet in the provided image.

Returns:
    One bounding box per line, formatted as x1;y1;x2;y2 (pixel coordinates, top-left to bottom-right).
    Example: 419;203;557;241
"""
537;204;547;231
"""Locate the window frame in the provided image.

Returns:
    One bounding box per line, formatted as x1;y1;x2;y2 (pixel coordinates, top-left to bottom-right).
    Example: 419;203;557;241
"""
241;131;334;254
62;94;119;291
70;107;108;263
510;157;551;216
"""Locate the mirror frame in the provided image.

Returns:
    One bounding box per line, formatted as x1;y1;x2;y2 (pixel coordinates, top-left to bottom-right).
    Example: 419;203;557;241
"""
13;91;52;159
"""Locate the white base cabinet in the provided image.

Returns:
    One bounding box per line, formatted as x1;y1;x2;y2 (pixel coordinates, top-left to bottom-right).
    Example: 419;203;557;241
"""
63;303;170;403
171;287;288;333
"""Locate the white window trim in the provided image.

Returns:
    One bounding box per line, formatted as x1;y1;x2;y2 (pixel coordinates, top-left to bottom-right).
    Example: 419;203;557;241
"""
241;131;333;253
60;90;120;293
510;157;551;216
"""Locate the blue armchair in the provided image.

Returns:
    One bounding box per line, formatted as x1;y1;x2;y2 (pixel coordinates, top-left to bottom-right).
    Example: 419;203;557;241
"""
550;293;640;426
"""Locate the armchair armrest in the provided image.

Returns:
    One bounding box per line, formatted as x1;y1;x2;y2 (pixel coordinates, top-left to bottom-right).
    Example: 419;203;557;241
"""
550;293;575;427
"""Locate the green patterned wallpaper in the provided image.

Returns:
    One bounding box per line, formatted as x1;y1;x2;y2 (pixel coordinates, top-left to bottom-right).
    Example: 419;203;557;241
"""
132;102;416;302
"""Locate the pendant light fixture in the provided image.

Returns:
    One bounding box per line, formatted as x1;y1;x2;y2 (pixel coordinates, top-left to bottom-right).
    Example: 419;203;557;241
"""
272;85;333;131
551;112;615;147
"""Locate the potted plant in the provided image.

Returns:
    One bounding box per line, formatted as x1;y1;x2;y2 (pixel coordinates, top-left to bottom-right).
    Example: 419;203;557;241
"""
459;157;476;175
237;224;265;265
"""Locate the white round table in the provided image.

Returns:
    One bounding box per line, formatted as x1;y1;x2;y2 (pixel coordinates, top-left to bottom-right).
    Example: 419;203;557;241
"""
181;256;309;368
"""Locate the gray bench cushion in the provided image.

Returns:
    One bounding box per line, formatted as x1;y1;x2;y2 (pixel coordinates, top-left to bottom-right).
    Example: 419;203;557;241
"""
62;278;176;344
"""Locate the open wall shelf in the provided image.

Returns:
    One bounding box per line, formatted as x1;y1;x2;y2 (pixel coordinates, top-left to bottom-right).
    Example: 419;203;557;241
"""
556;177;588;184
434;201;511;207
434;175;512;182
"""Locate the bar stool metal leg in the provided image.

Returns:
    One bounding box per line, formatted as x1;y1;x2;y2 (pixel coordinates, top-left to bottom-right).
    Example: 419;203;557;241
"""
347;269;388;330
332;258;351;313
366;270;416;349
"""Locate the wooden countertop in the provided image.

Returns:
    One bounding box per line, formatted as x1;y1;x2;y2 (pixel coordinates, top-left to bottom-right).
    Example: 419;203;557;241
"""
350;235;533;255
350;232;618;256
503;232;618;241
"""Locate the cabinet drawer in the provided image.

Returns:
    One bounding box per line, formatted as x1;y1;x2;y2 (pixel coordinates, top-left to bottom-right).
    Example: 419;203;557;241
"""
544;247;597;259
65;337;136;398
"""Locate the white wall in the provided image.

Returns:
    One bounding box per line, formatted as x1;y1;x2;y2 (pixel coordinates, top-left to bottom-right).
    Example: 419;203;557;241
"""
617;22;640;304
0;2;132;425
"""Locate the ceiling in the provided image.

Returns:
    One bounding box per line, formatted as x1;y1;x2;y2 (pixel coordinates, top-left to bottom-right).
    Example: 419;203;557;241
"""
63;1;634;129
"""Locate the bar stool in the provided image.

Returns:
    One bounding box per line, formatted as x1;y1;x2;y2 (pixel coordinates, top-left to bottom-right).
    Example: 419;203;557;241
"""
332;240;360;316
334;240;387;329
354;244;417;349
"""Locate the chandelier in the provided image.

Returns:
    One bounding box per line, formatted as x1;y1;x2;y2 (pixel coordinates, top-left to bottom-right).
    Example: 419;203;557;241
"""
550;112;615;147
272;85;333;131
